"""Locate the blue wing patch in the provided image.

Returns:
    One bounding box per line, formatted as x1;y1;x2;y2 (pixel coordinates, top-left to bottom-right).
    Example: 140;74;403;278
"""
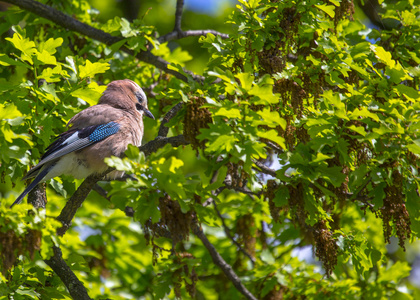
23;121;121;180
87;122;120;142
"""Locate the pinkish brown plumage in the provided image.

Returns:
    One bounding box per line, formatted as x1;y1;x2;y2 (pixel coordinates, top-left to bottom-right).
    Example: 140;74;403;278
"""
11;79;154;208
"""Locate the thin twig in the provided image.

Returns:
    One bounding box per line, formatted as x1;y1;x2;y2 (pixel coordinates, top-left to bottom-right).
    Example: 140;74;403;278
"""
253;159;277;177
213;198;256;267
205;169;256;271
143;81;159;98
92;184;111;201
157;0;229;43
44;246;92;300
159;29;229;43
208;173;257;266
203;186;225;207
191;222;257;300
92;184;137;217
264;140;284;153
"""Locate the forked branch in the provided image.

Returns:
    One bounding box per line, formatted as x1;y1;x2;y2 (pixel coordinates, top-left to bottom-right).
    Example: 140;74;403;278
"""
158;0;229;43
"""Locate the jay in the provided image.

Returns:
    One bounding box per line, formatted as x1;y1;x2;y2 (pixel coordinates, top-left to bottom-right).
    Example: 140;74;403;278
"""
10;79;154;208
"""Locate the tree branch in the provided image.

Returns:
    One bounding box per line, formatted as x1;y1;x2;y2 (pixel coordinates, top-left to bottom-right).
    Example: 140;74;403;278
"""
253;159;277;177
191;222;257;300
138;135;189;156
56;171;107;236
2;0;203;82
28;182;47;209
213;198;256;267
264;140;284;153
157;0;229;43
44;246;92;300
158;102;183;137
92;183;111;201
174;0;184;31
159;29;229;44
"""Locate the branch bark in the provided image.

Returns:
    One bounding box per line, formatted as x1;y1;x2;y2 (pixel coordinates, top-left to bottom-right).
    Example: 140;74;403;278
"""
159;29;229;44
158;102;184;137
56;171;107;236
174;0;184;31
28;182;47;209
44;246;92;300
253;159;277;177
139;135;189;156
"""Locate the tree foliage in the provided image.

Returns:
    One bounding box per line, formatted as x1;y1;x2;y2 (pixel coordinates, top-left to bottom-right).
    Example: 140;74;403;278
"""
0;0;420;299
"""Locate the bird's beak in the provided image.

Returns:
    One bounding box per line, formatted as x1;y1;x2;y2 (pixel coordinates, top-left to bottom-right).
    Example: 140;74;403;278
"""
144;108;155;120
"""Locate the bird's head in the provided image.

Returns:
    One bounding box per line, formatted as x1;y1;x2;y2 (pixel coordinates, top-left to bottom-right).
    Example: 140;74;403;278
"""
99;79;155;119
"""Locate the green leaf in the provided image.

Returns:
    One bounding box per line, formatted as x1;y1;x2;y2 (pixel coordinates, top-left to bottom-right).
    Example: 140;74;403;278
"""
371;45;395;68
105;156;134;172
236;72;254;90
273;186;289;207
71;86;103;106
0;103;22;120
257;130;286;149
390;291;413;300
0;54;29;67
15;288;40;298
125;144;140;159
347;125;366;136
39;65;67;83
5;32;36;64
79;60;110;79
385;64;411;83
120;18;137;37
349;107;379;122
249;84;278;104
35;49;57;65
315;4;335;18
318;165;346;188
39;37;63;55
214;107;242;119
238;0;261;9
395;84;420;101
206;135;238;153
102;16;122;33
378;261;411;283
257;108;286;129
155;156;184;174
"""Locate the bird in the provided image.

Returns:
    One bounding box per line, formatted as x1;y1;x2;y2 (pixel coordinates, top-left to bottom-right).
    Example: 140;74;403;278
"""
10;79;154;208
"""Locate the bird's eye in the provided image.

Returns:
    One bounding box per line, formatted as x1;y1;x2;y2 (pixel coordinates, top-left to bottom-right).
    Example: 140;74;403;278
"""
136;103;142;111
135;91;144;103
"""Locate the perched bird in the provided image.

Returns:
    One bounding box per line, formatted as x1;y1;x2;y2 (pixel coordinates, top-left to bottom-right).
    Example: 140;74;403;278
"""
10;79;154;208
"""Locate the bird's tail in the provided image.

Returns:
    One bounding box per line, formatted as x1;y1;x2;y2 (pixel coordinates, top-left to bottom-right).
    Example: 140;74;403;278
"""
10;165;52;208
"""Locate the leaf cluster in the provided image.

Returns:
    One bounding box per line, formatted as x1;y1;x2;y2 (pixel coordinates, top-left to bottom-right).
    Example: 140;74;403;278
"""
1;0;420;299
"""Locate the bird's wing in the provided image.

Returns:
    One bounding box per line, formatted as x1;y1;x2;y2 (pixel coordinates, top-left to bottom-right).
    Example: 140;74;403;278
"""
23;121;121;180
68;104;125;128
